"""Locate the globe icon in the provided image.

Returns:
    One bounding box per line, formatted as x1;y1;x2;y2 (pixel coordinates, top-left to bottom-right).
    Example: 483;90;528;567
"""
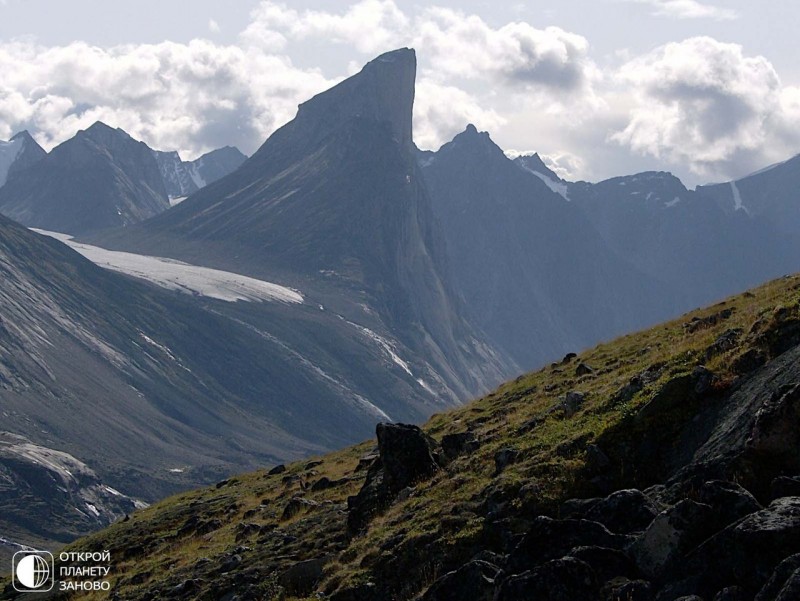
16;553;51;589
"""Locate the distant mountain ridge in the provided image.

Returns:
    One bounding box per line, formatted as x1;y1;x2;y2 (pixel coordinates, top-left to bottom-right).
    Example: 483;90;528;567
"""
698;153;800;236
420;125;673;370
154;145;246;200
0;125;246;233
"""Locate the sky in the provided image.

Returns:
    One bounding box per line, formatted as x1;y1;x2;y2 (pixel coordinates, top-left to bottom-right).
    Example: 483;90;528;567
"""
0;0;798;186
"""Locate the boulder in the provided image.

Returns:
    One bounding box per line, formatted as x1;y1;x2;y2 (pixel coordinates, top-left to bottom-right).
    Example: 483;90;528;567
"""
496;557;598;601
441;431;478;460
421;559;501;601
279;557;328;596
347;459;390;534
704;329;742;360
569;545;639;583
576;363;595;376
630;500;715;580
585;489;660;534
348;423;442;534
494;448;520;474
281;497;319;521
697;480;761;529
747;384;800;456
267;464;286;475
562;391;587;417
586;444;611;473
774;572;800;601
508;516;631;573
376;423;441;493
560;497;601;519
754;553;800;600
635;374;693;422
686;497;800;594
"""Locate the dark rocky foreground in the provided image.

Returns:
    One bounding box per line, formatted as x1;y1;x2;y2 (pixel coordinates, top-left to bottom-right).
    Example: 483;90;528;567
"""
332;351;800;599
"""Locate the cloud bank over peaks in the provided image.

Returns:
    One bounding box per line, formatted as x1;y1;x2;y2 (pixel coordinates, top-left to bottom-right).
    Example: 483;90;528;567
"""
612;36;800;180
0;0;797;185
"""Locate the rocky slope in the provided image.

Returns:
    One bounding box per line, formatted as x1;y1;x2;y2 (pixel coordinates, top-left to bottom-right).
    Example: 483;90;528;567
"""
0;433;143;567
30;272;800;601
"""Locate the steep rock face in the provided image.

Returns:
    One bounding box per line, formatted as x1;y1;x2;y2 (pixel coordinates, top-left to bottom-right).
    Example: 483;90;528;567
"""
0;122;169;234
0;131;46;186
88;48;513;401
420;125;671;370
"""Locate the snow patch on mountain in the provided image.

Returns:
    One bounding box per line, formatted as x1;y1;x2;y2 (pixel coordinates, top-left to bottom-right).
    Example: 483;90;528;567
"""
34;229;304;304
517;161;570;200
0;137;23;187
187;161;207;189
351;323;414;376
730;181;750;214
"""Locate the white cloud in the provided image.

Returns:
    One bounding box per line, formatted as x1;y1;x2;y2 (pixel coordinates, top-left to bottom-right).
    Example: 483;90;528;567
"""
413;8;594;92
612;37;800;178
413;79;505;150
624;0;739;20
0;38;334;158
208;19;220;34
0;1;795;186
242;1;407;54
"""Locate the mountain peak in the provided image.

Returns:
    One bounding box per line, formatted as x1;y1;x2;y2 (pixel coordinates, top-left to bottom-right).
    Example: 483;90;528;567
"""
10;130;35;143
76;121;136;148
438;124;504;162
292;47;416;150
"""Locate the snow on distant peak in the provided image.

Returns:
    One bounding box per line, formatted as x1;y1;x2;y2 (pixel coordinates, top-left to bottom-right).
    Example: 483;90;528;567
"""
0;137;23;186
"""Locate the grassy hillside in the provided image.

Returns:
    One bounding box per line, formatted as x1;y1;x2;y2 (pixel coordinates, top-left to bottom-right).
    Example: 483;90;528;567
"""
5;273;800;600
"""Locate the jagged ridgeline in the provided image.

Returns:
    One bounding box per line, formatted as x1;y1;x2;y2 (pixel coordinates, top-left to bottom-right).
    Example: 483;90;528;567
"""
26;273;800;600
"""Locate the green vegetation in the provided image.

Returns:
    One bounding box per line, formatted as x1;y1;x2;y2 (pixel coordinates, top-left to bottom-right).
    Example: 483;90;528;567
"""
11;274;800;600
